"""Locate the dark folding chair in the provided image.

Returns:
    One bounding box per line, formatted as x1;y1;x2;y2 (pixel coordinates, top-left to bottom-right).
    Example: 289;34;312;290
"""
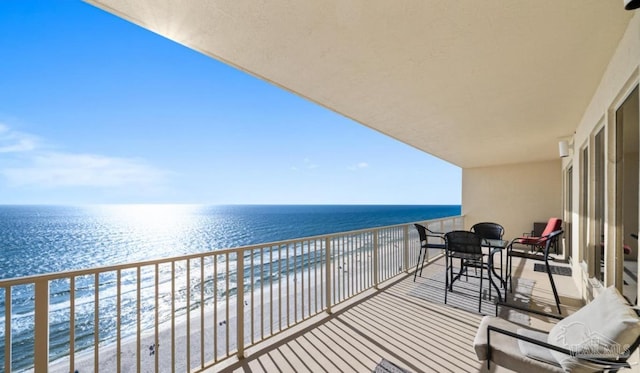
413;223;445;281
507;229;564;314
471;222;505;283
511;217;562;255
470;222;504;241
445;230;492;312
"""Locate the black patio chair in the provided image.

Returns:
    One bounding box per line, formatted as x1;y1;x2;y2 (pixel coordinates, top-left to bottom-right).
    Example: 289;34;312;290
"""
471;222;505;281
470;222;504;241
444;230;492;312
506;229;564;314
413;223;445;281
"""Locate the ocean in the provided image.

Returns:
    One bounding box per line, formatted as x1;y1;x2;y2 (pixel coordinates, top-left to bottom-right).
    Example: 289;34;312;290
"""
0;204;460;370
0;204;460;279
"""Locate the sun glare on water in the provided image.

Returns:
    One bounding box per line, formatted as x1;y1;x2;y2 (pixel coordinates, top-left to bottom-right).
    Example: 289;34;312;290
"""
94;204;204;256
101;204;200;227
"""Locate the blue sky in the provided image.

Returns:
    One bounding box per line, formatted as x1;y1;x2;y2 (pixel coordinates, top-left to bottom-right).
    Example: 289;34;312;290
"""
0;1;461;205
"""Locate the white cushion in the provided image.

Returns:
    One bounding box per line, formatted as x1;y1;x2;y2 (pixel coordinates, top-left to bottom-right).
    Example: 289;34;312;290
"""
547;286;640;372
517;328;558;365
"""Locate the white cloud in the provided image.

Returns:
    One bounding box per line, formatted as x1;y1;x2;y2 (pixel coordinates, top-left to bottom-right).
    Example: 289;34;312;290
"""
303;158;319;169
348;162;369;171
0;124;169;191
291;158;318;171
1;152;168;188
0;124;38;153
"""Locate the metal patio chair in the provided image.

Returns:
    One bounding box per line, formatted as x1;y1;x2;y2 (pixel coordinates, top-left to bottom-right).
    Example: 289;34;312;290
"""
506;229;564;314
444;230;492;312
413;223;445;281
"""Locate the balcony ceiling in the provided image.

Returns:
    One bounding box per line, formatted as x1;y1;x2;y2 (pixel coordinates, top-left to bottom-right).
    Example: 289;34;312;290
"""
86;0;632;168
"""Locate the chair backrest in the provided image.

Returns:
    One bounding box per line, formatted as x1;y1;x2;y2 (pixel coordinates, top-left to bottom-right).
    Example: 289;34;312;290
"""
414;223;443;246
545;286;640;370
470;222;504;240
414;223;429;244
445;230;483;256
542;229;563;257
540;217;562;237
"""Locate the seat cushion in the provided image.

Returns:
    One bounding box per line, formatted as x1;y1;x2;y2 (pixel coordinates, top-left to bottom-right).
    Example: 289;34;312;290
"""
474;316;563;373
547;286;640;372
516;237;544;245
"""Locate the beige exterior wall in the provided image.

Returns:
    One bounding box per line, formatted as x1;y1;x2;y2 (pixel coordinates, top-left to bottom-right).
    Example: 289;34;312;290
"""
561;12;639;301
461;160;562;241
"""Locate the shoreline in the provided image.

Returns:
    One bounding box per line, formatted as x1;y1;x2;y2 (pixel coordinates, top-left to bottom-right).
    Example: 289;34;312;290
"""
48;259;340;372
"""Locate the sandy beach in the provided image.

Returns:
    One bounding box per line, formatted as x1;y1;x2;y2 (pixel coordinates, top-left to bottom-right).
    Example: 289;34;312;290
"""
50;244;384;373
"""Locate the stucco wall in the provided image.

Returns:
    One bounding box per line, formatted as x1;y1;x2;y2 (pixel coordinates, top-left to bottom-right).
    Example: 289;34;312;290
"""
461;160;562;242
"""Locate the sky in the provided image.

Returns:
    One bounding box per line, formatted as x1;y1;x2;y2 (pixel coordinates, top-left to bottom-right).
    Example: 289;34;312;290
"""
0;0;461;205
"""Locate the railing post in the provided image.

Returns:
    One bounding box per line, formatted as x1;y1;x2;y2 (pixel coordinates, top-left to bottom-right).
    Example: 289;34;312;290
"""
373;229;379;289
4;287;12;373
237;250;245;359
325;237;332;314
34;279;49;372
403;225;409;273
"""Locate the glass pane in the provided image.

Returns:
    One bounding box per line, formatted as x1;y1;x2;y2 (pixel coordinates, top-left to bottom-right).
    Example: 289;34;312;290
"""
594;128;605;282
618;86;639;304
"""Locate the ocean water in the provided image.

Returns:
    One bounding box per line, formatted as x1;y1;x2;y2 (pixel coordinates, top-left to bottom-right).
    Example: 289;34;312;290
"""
0;204;460;370
0;204;460;279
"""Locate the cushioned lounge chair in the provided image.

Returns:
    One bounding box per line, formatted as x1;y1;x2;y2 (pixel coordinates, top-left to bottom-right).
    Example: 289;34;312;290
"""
512;217;563;256
507;229;564;314
474;286;640;372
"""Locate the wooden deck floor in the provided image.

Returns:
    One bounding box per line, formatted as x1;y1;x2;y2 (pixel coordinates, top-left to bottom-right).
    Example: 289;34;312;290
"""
209;256;635;373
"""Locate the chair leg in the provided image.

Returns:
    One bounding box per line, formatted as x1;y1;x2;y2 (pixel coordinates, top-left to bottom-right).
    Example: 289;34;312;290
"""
413;247;424;281
418;247;427;278
479;265;483;313
449;257;455;291
545;260;562;314
504;248;513;292
444;254;449;305
500;250;504;288
465;259;469;281
487;264;492;300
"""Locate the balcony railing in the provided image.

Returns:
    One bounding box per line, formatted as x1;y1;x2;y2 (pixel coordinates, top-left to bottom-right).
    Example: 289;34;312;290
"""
0;215;463;372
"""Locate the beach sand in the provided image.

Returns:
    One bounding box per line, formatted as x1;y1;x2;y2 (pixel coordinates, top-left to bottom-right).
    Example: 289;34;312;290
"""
47;242;423;372
48;262;335;372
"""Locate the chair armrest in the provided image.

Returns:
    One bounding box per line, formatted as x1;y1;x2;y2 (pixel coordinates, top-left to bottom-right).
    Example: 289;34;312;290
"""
426;229;446;243
488;325;571;355
426;228;445;236
487;326;632;370
495;301;563;320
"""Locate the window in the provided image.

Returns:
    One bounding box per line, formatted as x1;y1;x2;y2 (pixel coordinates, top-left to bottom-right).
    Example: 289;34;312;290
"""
565;166;573;260
580;146;589;264
616;86;638;304
594;127;605;282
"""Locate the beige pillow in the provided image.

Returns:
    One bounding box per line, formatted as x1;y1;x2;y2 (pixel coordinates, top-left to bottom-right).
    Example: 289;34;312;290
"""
547;286;640;372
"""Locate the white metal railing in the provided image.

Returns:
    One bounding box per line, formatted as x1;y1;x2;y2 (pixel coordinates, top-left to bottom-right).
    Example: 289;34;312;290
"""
0;215;463;372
